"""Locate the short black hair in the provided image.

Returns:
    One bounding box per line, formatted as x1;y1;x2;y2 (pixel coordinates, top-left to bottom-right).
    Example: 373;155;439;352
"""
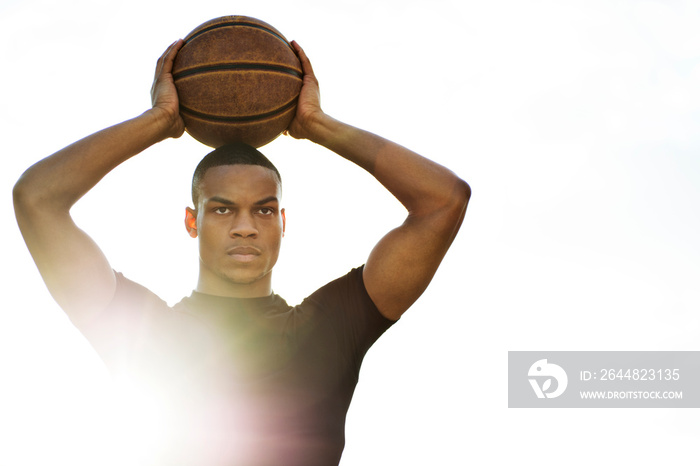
191;142;282;207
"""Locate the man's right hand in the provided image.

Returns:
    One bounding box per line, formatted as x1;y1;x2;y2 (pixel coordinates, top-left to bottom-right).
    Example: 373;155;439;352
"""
150;39;186;139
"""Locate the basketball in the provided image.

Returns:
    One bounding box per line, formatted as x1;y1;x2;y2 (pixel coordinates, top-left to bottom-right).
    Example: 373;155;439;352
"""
172;16;302;148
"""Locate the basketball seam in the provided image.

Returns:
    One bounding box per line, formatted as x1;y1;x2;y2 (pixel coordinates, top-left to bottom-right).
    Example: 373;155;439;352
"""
180;98;297;123
173;63;302;81
184;21;293;51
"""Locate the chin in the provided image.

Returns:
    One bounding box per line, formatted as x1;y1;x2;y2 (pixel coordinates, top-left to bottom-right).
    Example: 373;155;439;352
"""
225;268;271;286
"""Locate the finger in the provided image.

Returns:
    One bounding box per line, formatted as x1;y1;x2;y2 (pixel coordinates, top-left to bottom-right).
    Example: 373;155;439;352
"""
291;40;316;79
155;39;183;79
154;44;172;81
162;39;184;74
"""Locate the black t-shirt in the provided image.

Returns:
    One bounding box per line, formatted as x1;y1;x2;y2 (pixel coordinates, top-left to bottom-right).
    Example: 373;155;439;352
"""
80;266;394;466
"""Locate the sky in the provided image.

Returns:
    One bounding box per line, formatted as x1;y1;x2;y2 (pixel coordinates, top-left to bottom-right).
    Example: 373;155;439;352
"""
2;0;700;464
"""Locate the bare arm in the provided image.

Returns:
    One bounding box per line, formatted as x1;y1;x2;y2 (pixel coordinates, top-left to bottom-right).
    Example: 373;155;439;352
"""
287;42;470;321
13;40;185;326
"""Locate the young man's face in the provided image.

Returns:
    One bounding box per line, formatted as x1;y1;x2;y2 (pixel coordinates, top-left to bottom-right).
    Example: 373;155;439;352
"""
186;164;285;297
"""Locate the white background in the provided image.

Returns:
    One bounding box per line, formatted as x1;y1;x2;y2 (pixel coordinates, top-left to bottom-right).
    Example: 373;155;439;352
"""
1;0;699;464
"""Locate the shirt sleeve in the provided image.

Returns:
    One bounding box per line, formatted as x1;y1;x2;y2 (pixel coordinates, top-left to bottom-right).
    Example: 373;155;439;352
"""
303;266;396;367
77;272;182;377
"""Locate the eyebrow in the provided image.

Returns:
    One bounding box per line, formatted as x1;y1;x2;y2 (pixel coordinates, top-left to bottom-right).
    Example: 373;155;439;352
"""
206;195;279;206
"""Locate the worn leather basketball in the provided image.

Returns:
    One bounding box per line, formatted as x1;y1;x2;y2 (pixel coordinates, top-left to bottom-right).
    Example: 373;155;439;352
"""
173;16;302;148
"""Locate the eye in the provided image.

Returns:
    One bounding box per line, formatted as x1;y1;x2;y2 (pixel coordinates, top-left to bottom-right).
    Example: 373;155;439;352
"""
256;207;275;216
213;206;231;214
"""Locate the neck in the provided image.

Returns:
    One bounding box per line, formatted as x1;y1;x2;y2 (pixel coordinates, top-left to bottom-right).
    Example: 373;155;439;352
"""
196;266;273;298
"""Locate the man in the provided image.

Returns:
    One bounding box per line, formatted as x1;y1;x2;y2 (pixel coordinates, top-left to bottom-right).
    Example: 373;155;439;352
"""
13;38;469;465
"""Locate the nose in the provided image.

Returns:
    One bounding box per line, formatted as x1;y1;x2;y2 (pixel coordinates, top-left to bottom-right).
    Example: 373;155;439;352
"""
230;212;258;238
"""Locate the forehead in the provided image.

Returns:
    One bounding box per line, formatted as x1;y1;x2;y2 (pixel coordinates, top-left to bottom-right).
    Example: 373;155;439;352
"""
198;165;281;203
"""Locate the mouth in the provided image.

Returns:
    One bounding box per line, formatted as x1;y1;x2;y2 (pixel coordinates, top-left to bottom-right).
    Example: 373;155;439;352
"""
227;246;261;263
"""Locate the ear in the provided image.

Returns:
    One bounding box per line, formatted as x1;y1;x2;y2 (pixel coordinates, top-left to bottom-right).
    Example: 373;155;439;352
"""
185;207;198;238
281;208;286;237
